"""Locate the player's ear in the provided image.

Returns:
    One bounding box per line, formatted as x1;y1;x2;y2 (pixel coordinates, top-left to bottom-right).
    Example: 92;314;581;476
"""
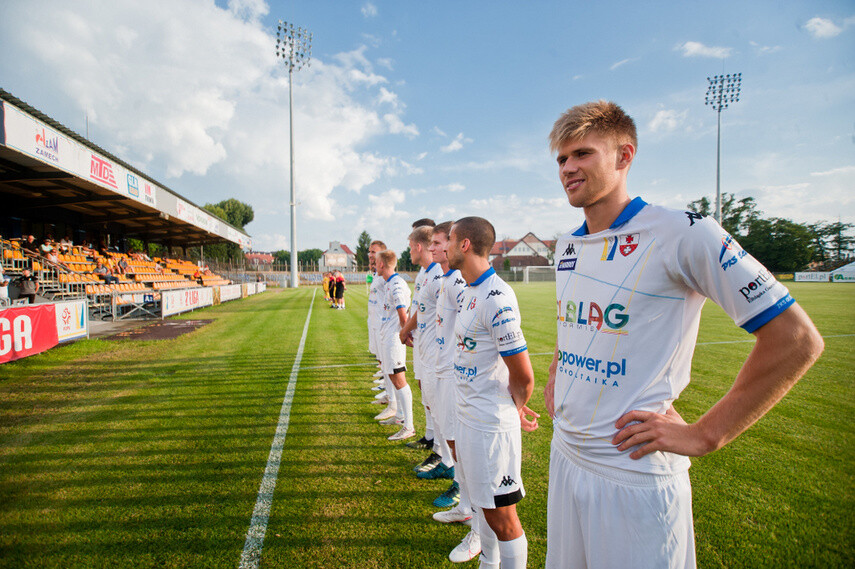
616;143;635;170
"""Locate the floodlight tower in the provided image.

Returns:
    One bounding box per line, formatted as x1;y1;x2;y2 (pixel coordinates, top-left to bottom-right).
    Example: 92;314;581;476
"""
276;20;312;287
705;73;742;225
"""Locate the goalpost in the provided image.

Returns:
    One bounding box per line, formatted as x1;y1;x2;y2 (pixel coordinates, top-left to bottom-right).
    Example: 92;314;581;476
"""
523;265;556;284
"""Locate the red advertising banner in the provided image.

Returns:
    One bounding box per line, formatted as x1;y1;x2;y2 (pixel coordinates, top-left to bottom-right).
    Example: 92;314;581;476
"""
0;305;59;364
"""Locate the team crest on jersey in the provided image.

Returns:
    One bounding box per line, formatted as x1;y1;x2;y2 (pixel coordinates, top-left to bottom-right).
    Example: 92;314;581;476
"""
719;233;747;271
467;297;477;310
619;233;639;256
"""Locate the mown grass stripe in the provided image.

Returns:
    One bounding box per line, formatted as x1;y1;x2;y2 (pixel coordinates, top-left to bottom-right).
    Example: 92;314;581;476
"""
239;289;316;569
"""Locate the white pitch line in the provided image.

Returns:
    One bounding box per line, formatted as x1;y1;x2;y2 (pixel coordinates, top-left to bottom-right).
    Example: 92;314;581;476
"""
239;289;316;569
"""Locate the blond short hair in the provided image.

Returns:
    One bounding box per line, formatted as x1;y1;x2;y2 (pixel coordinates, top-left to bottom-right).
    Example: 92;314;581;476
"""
377;249;397;269
549;100;637;153
408;225;433;246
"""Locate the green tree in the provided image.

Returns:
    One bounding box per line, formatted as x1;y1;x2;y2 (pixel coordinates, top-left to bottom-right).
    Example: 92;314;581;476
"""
740;218;815;272
687;193;761;237
355;231;371;269
298;249;324;270
195;199;255;262
399;247;415;271
273;250;290;267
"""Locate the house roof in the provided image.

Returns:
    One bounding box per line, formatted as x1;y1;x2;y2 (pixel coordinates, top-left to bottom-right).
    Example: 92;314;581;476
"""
340;244;355;256
490;239;517;256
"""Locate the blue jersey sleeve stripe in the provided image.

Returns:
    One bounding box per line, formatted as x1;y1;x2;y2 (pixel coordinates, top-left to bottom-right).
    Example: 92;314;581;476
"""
395;304;406;310
499;345;528;357
741;294;794;333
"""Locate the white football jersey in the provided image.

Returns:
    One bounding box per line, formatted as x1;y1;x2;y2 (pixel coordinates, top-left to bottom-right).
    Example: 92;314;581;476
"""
454;267;528;433
380;273;411;341
435;269;467;377
553;197;794;474
416;262;444;360
367;271;385;330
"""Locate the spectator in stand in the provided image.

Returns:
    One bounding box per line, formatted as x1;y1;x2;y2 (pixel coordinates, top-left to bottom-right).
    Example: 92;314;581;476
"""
16;268;39;304
154;262;164;274
116;257;130;274
94;260;118;284
0;265;10;306
59;234;73;253
40;235;55;256
21;235;39;255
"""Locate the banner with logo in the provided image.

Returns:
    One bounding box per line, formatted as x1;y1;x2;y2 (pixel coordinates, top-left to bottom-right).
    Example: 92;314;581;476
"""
161;287;214;317
54;299;89;342
0;304;60;364
794;272;830;282
219;284;242;302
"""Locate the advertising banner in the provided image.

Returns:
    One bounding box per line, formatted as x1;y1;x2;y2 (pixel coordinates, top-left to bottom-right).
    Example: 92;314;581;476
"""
0;304;59;364
794;272;830;282
832;272;855;283
219;284;242;302
162;287;214;317
54;299;88;342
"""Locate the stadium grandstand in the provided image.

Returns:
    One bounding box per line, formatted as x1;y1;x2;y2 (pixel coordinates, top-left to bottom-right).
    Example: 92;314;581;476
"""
0;87;252;317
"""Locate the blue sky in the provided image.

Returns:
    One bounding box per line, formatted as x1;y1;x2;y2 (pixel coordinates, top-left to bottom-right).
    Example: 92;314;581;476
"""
1;0;852;254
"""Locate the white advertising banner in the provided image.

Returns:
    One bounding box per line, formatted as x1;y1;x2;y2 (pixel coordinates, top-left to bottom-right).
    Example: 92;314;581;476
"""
794;272;830;282
219;284;242;302
53;299;89;342
161;287;214;317
3;102;158;208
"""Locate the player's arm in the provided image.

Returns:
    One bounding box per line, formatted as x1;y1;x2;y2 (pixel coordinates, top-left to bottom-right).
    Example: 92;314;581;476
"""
544;343;560;419
503;350;539;432
613;303;823;459
399;311;417;345
395;306;409;332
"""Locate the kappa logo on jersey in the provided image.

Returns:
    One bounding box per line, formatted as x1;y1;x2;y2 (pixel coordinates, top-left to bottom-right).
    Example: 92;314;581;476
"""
457;336;477;351
618;233;639;256
719;234;748;271
557;258;577;271
557;299;629;333
454;278;466;286
686;211;705;226
562;243;577;256
499;475;516;487
487;289;504;298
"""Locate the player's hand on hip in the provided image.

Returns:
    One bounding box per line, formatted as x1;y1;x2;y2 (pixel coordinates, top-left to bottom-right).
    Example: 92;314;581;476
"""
520;405;540;432
612;405;710;459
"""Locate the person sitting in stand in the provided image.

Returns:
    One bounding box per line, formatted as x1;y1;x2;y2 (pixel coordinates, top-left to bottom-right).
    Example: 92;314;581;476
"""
59;234;73;253
40;235;55;257
116;257;130;275
0;265;10;307
94;259;118;284
21;235;39;255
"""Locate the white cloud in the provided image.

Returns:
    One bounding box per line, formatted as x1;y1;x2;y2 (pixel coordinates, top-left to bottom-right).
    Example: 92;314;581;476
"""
384;113;419;137
648;109;689;134
750;41;782;54
444;183;466;193
441;132;472;153
803;17;842;39
361;2;378;18
432;126;448;137
228;0;269;22
610;58;637;71
676;41;733;59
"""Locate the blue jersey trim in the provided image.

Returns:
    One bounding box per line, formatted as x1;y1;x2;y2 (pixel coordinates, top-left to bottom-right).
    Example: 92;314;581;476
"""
426;262;438;272
571;196;648;236
395;304;407;310
443;269;455;277
386;272;400;283
500;345;528;357
741;294;794;333
470;266;495;286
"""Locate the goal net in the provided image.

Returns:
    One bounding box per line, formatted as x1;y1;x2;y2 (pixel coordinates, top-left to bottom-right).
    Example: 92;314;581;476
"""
523;265;556;283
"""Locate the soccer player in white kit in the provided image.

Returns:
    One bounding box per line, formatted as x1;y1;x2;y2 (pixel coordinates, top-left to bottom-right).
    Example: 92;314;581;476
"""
447;216;540;569
429;221;482;563
543;101;824;569
375;249;417;441
368;241;397;417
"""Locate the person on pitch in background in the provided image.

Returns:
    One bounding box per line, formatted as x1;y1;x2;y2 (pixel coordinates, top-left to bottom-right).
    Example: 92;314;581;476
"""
544;100;824;569
374;249;417;441
447;216;539;569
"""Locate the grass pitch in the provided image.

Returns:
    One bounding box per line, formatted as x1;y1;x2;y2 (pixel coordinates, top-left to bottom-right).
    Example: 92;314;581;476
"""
0;282;852;568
